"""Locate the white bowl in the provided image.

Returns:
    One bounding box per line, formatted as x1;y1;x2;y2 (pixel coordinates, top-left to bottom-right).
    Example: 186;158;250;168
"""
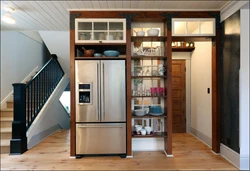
136;30;145;36
147;29;159;36
134;109;146;116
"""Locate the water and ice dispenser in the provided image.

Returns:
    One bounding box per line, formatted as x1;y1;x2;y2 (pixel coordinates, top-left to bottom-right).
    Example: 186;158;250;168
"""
78;83;92;104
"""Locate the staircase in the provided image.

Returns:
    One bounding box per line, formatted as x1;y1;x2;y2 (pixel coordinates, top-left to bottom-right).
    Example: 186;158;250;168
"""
0;101;14;154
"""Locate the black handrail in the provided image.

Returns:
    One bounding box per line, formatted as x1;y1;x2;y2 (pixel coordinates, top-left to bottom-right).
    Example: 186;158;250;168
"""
10;54;64;154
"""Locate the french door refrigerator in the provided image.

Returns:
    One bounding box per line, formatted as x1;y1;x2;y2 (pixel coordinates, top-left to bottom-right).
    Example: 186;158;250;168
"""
75;60;126;158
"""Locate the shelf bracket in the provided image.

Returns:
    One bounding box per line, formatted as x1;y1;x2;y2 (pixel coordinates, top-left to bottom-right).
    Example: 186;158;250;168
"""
70;13;81;30
160;13;179;31
119;13;137;30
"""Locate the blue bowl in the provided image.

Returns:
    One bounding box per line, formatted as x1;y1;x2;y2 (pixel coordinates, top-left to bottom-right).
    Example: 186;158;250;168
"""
103;50;119;57
149;106;162;113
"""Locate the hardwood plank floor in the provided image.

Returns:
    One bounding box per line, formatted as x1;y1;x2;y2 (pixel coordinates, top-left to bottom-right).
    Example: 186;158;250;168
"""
1;130;237;170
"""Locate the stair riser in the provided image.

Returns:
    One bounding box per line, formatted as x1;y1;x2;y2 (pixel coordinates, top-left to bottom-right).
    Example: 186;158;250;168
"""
1;146;10;154
1;132;12;139
0;121;12;128
6;102;13;109
0;111;13;117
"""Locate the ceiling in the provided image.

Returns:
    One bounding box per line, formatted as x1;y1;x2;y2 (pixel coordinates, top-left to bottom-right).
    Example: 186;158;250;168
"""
1;1;232;31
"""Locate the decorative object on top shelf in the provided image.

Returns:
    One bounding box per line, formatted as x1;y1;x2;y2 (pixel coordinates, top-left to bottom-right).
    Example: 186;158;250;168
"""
189;42;195;47
82;47;95;57
94;53;102;57
147;28;160;36
103;50;120;57
171;41;195;48
134;29;145;36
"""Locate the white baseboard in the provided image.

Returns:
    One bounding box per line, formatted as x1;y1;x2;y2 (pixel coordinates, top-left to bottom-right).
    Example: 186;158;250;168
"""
163;150;174;157
1;66;40;109
190;127;212;148
220;143;240;169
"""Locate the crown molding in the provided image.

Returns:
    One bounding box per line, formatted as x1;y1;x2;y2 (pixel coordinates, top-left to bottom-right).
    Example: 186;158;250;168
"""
220;1;249;22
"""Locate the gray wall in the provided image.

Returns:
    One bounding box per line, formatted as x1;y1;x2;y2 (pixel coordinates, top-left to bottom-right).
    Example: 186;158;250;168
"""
221;10;240;153
0;31;44;101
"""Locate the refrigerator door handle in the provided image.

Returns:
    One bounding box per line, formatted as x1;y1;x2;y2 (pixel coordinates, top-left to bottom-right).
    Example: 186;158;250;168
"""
96;63;99;121
77;125;124;128
102;62;105;121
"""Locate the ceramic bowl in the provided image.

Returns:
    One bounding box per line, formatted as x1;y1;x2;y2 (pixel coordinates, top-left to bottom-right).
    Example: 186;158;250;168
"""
147;29;159;36
136;30;145;36
94;53;102;57
149;106;162;113
103;50;120;57
134;109;146;116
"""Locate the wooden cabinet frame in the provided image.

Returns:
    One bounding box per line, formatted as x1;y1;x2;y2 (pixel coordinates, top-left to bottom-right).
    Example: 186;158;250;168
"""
70;11;220;157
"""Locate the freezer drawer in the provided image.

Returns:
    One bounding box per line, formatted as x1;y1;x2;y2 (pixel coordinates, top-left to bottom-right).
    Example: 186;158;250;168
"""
76;123;126;155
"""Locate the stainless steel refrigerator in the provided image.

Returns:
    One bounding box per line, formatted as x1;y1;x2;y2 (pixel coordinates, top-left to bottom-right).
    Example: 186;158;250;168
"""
75;60;126;158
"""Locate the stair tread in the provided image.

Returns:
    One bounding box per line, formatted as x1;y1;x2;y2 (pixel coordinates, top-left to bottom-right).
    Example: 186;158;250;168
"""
7;100;13;103
0;127;12;133
0;117;13;121
1;139;10;146
0;108;13;112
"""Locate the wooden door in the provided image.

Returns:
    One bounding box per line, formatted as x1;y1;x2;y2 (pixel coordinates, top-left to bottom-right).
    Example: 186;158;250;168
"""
172;60;186;133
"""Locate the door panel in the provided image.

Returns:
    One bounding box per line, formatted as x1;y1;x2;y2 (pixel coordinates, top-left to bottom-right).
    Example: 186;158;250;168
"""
76;123;126;154
75;60;100;122
172;60;186;133
101;60;126;122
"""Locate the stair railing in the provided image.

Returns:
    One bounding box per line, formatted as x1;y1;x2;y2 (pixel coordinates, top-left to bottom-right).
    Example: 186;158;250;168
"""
10;54;64;154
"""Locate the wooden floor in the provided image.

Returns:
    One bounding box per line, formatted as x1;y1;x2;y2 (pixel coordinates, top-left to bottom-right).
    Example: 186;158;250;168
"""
1;130;237;170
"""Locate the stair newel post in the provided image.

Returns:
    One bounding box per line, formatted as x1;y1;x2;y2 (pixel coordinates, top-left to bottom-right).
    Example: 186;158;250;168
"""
10;83;27;154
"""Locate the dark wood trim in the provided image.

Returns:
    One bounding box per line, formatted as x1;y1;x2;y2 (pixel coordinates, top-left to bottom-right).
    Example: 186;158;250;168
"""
132;132;168;138
75;43;126;46
172;47;195;52
70;29;76;157
70;11;219;20
131;36;166;42
126;29;132;156
166;22;173;155
131;56;167;60
212;28;221;153
172;36;213;42
132;115;167;119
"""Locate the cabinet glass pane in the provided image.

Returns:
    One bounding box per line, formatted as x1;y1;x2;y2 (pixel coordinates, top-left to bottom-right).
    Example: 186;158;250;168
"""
93;32;107;40
78;22;92;30
109;22;123;30
200;21;213;34
174;21;186;34
109;32;123;40
94;22;107;30
78;32;91;40
187;21;199;34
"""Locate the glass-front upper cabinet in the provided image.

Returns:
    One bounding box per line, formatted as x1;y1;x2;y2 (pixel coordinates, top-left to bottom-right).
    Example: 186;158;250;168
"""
75;18;126;43
172;18;215;36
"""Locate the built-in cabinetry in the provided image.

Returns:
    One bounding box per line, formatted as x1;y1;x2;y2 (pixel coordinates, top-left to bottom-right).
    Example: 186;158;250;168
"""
75;19;126;43
70;11;220;157
130;22;170;153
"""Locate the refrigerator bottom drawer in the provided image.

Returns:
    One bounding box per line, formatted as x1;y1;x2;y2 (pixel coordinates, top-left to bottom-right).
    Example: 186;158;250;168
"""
76;123;126;155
